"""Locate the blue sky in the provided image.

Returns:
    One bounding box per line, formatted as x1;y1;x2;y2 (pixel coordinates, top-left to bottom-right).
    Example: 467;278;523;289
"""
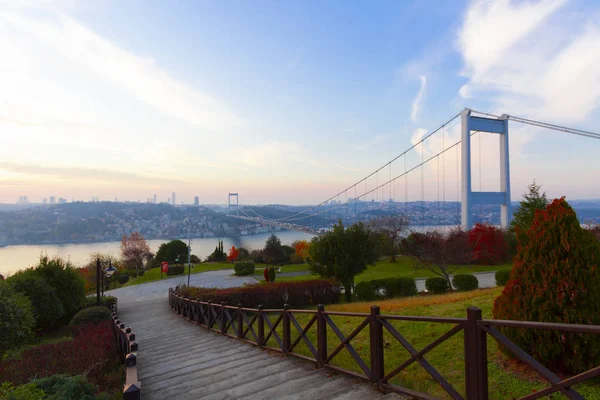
0;0;599;205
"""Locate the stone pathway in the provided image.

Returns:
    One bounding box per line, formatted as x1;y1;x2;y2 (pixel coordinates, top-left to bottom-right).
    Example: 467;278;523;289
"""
109;272;403;400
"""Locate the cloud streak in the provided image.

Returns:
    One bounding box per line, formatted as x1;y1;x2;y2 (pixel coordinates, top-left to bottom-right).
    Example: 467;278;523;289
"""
410;75;427;122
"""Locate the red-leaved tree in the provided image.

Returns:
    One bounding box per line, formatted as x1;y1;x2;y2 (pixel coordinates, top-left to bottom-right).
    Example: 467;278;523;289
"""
227;246;239;263
493;198;600;373
468;223;508;265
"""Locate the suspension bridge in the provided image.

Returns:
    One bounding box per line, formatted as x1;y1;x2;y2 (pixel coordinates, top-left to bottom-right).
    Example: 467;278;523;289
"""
228;108;599;234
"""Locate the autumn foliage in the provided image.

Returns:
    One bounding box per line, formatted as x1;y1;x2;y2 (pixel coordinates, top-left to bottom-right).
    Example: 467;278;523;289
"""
227;246;239;262
468;223;508;265
493;198;600;373
0;320;116;386
294;240;310;260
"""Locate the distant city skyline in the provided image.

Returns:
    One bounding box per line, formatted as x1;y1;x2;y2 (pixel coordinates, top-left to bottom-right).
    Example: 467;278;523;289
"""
1;1;600;204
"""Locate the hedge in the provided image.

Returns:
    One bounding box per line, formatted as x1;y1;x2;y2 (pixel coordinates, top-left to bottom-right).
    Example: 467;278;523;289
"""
69;306;112;327
234;262;255;276
178;280;341;308
495;269;511;286
118;274;130;284
452;274;479;291
355;278;417;301
166;265;185;276
425;277;450;294
84;296;116;310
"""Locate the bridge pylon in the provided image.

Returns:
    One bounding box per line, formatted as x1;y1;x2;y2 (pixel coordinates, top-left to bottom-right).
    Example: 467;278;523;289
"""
461;108;511;229
228;193;239;215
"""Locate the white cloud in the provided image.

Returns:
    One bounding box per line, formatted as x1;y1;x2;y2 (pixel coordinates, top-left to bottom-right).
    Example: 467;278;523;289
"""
457;0;600;124
410;75;427;122
0;11;244;131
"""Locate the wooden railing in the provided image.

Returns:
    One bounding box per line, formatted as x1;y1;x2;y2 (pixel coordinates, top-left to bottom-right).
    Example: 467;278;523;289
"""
169;288;600;400
111;300;141;400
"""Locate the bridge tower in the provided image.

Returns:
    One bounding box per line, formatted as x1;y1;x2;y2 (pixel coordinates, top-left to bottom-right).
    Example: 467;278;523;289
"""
461;108;511;229
228;193;239;215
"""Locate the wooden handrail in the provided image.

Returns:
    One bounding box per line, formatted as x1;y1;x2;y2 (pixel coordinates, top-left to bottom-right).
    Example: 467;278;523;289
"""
111;299;141;400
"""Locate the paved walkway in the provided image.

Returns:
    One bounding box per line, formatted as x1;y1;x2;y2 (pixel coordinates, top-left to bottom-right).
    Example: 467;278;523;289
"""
110;273;401;399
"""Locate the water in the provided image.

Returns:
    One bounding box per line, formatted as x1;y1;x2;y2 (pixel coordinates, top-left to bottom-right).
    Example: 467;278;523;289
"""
0;231;315;276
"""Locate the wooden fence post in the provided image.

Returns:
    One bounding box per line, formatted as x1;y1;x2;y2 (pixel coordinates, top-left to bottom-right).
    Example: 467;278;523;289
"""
237;304;244;339
283;304;290;353
369;305;384;387
220;302;226;334
465;307;488;400
317;304;327;366
257;305;264;347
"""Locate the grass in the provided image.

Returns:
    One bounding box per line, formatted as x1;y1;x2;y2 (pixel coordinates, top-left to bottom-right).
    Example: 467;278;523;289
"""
258;288;600;399
123;262;234;286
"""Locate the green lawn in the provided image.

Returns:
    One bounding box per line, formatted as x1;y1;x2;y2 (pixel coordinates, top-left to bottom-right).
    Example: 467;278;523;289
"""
123;262;234;286
268;257;511;283
259;288;600;399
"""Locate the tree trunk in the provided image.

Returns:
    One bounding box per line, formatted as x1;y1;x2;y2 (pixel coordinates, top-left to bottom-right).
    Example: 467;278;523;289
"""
343;282;353;302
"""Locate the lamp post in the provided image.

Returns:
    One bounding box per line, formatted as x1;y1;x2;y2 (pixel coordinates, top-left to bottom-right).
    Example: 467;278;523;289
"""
96;258;101;306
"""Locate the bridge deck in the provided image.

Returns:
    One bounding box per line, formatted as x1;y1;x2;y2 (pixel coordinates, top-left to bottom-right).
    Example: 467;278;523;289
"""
119;299;401;400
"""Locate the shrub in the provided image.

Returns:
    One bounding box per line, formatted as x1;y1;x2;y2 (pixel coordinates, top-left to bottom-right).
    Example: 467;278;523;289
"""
8;270;65;330
452;274;478;291
34;256;86;317
178;280;341;308
0;320;115;385
84;296;116;310
118;274;130;284
0;281;35;354
495;269;511;286
129;271;138;278
166;265;185;276
190;255;201;263
493;198;600;373
31;374;98;400
69;306;112;327
425;277;450;294
266;267;276;282
355;281;377;301
0;382;45;400
234;261;255;276
355;278;418;301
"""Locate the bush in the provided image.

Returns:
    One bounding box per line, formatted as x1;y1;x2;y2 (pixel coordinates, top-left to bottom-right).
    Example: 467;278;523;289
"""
355;278;418;301
0;281;35;354
234;261;255;276
190;254;201;263
0;382;45;400
138;270;145;277
69;306;112;327
8;270;65;330
117;274;130;284
166;265;185;276
34;256;86;317
84;296;116;310
355;281;377;301
0;320;115;386
425;277;450;294
452;274;478;291
31;374;98;400
493;198;600;373
178;280;341;308
495;269;511;286
266;267;276;282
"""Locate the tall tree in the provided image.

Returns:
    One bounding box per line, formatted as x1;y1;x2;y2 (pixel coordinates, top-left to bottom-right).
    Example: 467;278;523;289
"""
294;240;310;260
308;221;378;301
121;232;152;274
155;239;188;264
264;235;284;266
511;180;549;233
401;228;473;289
368;215;410;262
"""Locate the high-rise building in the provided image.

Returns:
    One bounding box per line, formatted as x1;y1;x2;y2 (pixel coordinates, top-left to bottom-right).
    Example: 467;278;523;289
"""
194;196;199;206
49;196;56;204
172;192;176;206
17;196;29;204
42;198;47;205
153;194;157;204
58;198;67;204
